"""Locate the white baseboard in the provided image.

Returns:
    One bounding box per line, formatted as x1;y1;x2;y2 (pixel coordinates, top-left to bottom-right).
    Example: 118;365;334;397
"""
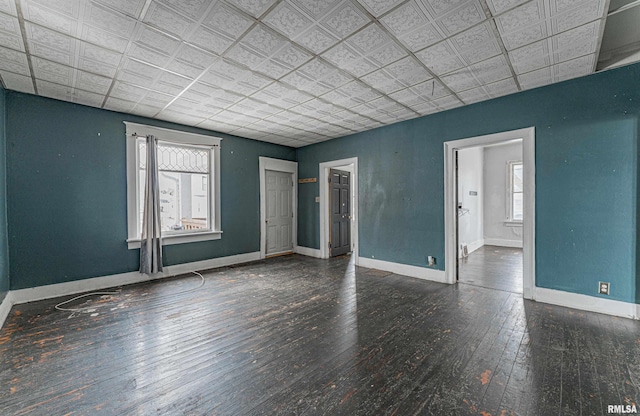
294;246;322;258
358;257;447;283
10;251;261;306
484;238;523;248
0;292;14;330
468;239;484;254
534;287;639;320
459;239;485;257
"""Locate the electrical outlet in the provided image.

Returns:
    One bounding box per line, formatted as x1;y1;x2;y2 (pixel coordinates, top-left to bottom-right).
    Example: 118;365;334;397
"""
598;281;610;295
427;256;436;267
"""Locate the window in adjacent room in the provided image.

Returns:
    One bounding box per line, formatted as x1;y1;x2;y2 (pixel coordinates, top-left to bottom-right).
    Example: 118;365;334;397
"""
507;160;523;222
125;122;221;249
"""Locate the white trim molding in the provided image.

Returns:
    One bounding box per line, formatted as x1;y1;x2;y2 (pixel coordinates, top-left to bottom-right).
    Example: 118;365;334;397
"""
533;287;639;320
484;238;523;248
9;252;260;306
467;239;485;254
124;122;222;249
294;246;322;258
445;127;535;299
319;157;359;263
259;157;298;260
0;292;14;330
358;257;447;283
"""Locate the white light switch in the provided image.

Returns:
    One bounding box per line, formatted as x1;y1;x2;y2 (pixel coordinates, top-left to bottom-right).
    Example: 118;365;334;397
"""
315;197;320;203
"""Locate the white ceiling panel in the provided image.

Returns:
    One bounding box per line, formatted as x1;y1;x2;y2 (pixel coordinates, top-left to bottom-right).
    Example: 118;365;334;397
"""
143;2;195;38
551;0;605;34
358;0;404;17
31;56;74;86
109;81;147;102
434;93;463;110
36;79;73;100
22;1;79;34
485;76;518;97
517;66;552;89
501;23;547;50
320;1;369;39
85;2;137;37
0;11;21;35
471;55;512;83
441;68;481;92
385;56;432;87
495;0;545;34
135;24;181;55
73;89;105;107
397;23;444;52
435;1;486;36
157;0;213;20
272;43;313;68
104;96;138;112
458;86;490;103
421;0;469;17
411;78;450;99
128;43;170;67
0;70;34;93
381;1;430;36
486;0;529;15
80;24;128;53
0;27;24;52
0;0;16;16
227;0;277;18
76;70;112;94
202;3;253;39
93;0;147;19
264;2;313;38
415;41;465;75
0;0;614;147
186;26;234;55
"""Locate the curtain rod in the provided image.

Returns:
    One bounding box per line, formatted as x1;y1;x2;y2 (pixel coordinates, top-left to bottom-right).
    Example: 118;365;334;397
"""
130;133;220;147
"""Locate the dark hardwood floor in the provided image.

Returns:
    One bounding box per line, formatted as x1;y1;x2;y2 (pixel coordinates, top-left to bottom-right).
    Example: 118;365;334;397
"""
458;245;523;294
1;254;639;415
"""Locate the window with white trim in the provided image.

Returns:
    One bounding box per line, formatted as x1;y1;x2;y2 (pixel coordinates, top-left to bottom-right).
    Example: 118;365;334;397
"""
507;161;523;222
125;122;221;249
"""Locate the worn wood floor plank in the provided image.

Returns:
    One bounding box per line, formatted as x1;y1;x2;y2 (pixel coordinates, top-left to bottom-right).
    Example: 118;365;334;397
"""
459;246;523;294
1;254;639;415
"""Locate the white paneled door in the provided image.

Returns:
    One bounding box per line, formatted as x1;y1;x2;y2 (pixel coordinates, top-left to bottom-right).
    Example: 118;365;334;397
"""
265;169;293;256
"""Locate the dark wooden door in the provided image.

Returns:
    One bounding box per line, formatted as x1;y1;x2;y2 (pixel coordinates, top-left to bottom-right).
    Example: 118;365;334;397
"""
330;169;351;257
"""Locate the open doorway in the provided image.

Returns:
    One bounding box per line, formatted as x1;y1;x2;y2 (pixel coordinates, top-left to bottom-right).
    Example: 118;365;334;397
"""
444;127;535;299
456;141;523;293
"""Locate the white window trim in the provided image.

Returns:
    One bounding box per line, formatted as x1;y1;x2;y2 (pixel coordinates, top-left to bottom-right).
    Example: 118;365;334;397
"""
506;160;523;224
124;122;222;249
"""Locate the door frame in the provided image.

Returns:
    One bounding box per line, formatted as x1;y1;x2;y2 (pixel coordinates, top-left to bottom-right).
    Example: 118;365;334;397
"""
444;127;535;299
319;157;359;262
259;157;298;259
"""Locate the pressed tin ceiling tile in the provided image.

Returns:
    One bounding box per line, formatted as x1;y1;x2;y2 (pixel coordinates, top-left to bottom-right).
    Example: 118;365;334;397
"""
0;0;611;146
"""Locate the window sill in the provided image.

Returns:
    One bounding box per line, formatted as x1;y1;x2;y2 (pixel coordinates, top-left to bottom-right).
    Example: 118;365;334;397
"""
504;221;523;227
127;230;222;249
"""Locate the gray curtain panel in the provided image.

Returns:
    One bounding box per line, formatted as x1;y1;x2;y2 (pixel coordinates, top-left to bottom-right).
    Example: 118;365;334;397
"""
140;134;163;274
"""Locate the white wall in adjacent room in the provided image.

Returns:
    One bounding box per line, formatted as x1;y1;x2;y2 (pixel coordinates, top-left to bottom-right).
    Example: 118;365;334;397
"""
483;141;523;247
457;146;484;255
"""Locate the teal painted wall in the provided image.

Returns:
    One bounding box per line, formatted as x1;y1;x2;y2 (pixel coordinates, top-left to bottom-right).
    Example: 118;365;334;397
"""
0;84;8;303
6;92;295;290
297;63;640;304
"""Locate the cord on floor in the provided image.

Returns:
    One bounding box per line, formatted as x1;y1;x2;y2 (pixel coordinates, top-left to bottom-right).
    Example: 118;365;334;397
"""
54;271;206;313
